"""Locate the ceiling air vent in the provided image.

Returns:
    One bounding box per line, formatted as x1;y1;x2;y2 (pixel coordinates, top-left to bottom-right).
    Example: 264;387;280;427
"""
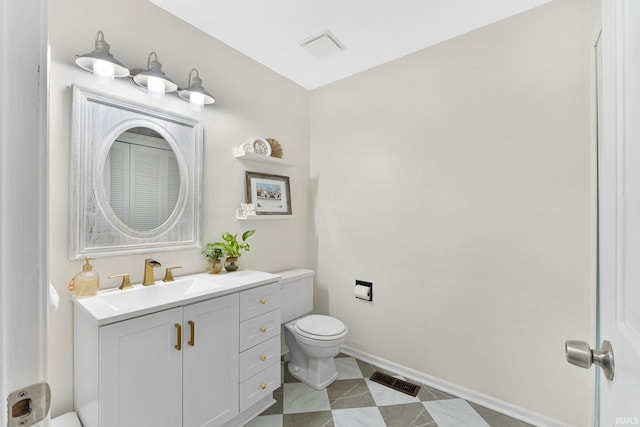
300;30;345;60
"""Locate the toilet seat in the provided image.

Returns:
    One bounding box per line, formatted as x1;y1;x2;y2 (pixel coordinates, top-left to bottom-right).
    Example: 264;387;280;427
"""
294;315;347;341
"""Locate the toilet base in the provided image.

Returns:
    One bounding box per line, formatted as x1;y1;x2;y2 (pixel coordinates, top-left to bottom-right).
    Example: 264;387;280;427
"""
284;321;345;390
288;359;338;390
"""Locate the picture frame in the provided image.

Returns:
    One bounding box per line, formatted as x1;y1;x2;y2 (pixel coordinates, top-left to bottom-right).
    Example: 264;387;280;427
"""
245;171;292;215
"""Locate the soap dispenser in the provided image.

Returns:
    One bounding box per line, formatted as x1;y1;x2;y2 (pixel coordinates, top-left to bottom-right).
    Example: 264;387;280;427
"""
69;257;100;298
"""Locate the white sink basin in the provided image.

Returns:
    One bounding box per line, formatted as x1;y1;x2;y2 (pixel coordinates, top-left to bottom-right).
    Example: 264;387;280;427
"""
98;277;222;311
73;271;281;325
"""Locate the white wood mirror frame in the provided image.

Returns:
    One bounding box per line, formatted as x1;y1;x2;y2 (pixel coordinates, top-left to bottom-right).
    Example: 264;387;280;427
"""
70;85;203;259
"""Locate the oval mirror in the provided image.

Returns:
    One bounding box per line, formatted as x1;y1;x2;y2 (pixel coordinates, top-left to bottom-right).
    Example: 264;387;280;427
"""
70;85;202;259
104;127;180;231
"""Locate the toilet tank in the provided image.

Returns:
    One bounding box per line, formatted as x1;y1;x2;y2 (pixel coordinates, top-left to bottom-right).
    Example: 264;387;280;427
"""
277;269;315;323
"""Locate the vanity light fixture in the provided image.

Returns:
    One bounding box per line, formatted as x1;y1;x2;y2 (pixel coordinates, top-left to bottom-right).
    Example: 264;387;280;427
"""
75;31;130;85
178;68;215;111
131;51;177;99
75;35;214;110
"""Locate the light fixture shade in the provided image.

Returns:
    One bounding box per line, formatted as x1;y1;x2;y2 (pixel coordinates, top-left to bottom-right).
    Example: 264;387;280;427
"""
178;69;215;109
75;31;129;78
132;52;178;94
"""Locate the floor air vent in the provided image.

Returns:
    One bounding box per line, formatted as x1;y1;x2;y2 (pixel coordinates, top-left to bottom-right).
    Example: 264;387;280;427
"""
370;371;421;397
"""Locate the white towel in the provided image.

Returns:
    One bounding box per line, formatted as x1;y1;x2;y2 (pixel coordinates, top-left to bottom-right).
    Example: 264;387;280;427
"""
49;281;60;312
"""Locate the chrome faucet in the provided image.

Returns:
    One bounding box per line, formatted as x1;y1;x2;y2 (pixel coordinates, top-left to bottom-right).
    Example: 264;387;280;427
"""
143;258;161;286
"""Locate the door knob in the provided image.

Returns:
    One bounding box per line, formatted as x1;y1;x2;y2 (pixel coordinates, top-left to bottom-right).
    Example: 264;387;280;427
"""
565;340;615;380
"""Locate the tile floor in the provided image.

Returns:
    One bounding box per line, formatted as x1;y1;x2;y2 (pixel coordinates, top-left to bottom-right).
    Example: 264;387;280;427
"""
246;354;535;427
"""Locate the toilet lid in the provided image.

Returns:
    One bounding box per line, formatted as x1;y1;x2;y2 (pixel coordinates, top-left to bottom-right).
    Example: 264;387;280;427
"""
296;315;346;337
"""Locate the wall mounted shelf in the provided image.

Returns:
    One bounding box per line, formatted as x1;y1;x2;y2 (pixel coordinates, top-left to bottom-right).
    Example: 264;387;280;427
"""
235;209;293;220
234;148;295;167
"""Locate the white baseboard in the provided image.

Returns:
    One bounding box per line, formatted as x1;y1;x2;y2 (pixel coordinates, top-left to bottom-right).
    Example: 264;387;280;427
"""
341;345;572;427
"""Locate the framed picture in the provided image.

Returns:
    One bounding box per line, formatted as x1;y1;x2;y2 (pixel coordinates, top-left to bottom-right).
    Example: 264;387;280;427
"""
245;171;292;215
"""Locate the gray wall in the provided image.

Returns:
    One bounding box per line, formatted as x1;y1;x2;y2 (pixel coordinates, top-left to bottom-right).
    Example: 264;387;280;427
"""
309;0;597;424
48;0;310;416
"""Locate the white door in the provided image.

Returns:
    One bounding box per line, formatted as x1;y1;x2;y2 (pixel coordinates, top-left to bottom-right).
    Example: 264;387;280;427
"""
599;0;640;424
566;1;640;424
100;307;183;427
182;294;239;427
0;0;49;426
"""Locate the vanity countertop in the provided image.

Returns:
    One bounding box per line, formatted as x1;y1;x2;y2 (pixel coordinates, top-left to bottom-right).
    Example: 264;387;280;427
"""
73;270;280;325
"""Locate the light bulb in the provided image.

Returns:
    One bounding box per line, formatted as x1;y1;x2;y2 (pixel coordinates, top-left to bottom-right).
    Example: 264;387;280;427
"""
147;76;165;99
93;59;115;85
189;91;205;112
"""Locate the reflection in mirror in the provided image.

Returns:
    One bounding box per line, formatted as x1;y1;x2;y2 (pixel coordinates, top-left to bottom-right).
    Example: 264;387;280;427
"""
104;127;180;231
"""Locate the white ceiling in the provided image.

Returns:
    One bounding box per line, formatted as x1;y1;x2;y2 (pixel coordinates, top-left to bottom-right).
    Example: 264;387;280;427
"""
148;0;553;90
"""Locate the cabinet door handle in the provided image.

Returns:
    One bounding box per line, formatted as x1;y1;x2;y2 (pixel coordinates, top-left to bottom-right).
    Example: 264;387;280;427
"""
260;354;267;362
260;298;267;304
175;323;182;351
260;383;267;390
188;320;195;347
260;326;267;333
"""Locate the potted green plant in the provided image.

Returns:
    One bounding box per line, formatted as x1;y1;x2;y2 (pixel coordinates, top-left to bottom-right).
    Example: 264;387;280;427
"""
210;229;255;272
202;246;224;274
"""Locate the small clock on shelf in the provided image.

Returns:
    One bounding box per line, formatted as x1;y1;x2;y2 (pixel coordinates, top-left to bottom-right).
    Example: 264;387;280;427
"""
249;137;272;156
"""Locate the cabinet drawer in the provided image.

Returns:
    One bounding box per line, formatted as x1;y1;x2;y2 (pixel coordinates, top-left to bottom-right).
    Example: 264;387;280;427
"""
239;309;280;352
240;336;280;382
240;282;281;321
240;361;280;413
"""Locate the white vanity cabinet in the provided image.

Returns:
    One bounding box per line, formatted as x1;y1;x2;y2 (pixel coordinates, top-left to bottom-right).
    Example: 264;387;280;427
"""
238;283;281;412
75;293;239;427
74;272;283;427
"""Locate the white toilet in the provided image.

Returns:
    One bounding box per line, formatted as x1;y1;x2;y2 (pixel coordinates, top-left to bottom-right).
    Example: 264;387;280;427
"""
51;412;82;427
279;269;348;390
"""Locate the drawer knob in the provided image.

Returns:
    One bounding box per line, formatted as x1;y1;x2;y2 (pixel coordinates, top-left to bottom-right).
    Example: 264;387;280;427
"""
260;383;267;390
260;354;267;362
260;298;267;304
260;327;267;333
